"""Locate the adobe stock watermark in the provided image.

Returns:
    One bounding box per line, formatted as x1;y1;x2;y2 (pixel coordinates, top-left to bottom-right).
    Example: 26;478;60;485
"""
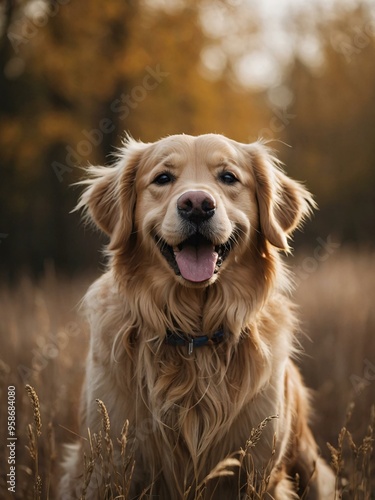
257;106;296;141
330;19;375;63
17;321;82;383
7;0;71;55
350;358;375;396
52;65;170;183
293;235;340;286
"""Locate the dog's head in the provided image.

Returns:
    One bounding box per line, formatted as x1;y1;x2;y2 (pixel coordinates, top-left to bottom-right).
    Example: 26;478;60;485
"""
78;134;314;287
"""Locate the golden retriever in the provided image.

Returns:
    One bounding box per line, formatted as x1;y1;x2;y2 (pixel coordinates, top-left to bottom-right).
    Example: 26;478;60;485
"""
59;134;335;499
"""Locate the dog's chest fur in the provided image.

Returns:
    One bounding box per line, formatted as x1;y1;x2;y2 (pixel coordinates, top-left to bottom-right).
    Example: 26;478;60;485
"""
83;271;295;496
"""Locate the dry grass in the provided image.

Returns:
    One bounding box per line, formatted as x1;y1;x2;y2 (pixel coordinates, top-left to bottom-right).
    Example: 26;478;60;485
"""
292;249;375;448
0;249;374;499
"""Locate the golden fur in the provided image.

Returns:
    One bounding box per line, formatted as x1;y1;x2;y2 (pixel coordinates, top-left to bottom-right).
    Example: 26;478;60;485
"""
59;134;335;499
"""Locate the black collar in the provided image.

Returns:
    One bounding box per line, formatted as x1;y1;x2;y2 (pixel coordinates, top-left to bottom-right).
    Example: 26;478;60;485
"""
165;329;225;355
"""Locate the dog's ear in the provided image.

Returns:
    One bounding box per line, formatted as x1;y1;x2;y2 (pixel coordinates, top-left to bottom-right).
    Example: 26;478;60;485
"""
247;143;316;251
76;137;148;250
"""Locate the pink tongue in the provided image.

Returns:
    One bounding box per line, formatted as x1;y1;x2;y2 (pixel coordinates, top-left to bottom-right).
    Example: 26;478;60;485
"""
175;244;218;282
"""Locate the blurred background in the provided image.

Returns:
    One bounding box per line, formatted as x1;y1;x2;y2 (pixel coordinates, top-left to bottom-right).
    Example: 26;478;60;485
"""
0;0;374;497
1;0;374;279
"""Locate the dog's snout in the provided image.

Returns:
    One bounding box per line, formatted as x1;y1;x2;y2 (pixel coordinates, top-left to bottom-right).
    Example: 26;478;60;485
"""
177;191;216;223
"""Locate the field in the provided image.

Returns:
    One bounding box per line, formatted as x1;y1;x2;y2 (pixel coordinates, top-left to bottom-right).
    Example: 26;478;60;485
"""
0;249;374;499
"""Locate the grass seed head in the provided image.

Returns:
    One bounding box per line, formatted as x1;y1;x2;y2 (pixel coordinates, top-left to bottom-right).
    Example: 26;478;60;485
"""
34;475;42;498
25;384;42;436
245;415;278;451
96;398;110;435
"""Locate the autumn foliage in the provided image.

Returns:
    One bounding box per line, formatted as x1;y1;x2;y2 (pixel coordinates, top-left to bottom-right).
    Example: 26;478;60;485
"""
0;0;374;279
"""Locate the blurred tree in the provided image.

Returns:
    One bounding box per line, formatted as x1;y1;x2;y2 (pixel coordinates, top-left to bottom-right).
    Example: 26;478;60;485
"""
0;0;140;279
123;3;265;141
0;0;267;280
1;0;373;281
282;2;375;244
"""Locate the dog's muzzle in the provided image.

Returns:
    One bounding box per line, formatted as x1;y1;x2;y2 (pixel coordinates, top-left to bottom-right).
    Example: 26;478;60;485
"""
155;190;234;284
173;191;218;282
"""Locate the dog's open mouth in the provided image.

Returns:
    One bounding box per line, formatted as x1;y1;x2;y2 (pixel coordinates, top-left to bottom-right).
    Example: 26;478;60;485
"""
155;232;232;283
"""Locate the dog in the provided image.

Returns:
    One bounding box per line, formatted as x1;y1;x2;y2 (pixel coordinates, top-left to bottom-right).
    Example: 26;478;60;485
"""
59;134;335;499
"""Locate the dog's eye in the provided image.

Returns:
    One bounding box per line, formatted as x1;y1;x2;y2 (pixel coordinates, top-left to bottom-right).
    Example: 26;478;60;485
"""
219;172;238;185
153;172;175;185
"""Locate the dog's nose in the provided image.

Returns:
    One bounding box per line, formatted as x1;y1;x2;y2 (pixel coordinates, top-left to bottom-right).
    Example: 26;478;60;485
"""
177;191;216;223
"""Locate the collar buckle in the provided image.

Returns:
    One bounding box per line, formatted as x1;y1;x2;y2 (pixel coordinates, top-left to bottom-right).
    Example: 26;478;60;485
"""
188;338;194;355
165;328;225;353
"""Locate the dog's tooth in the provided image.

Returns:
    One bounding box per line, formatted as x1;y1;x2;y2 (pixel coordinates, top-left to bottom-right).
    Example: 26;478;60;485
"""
173;246;180;254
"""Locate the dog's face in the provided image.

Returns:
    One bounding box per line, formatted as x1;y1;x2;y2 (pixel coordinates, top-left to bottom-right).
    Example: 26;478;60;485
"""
135;135;258;285
79;134;314;287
